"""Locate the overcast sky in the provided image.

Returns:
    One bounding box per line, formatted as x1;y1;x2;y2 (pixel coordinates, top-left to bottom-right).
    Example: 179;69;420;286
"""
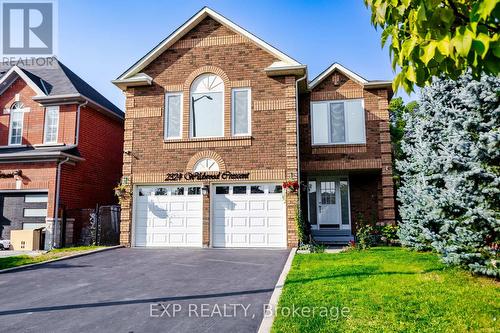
57;0;413;110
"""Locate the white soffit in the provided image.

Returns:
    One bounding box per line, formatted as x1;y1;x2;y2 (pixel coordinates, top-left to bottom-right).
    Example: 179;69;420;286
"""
0;66;47;96
116;7;302;81
308;63;369;90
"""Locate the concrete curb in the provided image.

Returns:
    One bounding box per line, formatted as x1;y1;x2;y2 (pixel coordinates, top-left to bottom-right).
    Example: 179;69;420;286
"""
0;245;124;274
257;247;297;333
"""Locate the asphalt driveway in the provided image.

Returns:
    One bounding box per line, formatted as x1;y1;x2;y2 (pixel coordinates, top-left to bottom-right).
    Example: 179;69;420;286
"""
0;247;290;333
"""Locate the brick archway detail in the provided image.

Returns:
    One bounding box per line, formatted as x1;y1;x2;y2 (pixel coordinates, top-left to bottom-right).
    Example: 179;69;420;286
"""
186;151;226;172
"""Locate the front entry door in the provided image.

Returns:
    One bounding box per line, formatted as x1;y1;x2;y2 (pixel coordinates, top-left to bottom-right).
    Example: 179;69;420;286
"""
316;180;350;230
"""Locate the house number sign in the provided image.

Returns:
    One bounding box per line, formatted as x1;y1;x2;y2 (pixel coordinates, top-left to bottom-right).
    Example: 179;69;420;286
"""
165;171;250;181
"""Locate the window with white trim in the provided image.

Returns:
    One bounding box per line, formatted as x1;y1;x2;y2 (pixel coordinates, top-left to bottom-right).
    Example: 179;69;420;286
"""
190;74;224;138
231;88;251;135
311;99;366;145
9;102;24;145
44;106;59;143
164;92;182;139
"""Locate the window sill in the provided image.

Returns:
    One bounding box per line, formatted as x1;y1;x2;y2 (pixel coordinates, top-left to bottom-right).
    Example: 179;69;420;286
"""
33;143;66;148
0;144;27;149
163;136;252;149
311;143;367;154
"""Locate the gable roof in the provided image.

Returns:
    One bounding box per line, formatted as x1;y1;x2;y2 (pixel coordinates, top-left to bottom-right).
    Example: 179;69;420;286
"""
308;63;392;90
0;57;123;119
116;7;302;81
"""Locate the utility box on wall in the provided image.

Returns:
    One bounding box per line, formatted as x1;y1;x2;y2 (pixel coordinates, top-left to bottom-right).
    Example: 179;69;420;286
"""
10;229;43;251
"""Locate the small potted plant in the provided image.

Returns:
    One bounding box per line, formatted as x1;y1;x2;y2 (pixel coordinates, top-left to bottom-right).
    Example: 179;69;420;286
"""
282;180;299;193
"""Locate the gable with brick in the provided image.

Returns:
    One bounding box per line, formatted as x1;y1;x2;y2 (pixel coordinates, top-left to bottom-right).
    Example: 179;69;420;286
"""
114;7;394;248
0;58;124;249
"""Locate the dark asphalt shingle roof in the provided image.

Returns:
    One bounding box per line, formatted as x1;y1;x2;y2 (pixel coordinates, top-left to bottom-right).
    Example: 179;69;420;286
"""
0;57;122;117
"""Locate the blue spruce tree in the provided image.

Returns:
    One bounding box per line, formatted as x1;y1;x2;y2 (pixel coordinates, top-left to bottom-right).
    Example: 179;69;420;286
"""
397;72;500;276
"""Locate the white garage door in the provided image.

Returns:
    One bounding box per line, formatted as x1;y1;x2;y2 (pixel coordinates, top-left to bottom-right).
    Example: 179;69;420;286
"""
134;185;203;247
213;183;286;248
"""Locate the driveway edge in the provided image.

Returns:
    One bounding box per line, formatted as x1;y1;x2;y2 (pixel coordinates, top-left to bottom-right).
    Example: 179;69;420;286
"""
257;247;297;333
0;245;124;274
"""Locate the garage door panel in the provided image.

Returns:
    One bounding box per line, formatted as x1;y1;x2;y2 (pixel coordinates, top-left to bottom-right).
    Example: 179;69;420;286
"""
134;186;202;247
231;217;247;227
212;183;286;248
249;217;266;227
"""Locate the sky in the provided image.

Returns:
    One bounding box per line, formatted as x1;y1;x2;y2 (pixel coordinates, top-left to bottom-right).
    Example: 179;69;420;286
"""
57;0;413;110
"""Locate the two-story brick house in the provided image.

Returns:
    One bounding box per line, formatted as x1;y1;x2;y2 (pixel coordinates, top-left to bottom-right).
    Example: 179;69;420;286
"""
113;7;395;248
0;58;124;249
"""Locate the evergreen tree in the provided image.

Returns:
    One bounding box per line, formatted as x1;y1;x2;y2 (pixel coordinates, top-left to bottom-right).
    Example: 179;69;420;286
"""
397;72;500;276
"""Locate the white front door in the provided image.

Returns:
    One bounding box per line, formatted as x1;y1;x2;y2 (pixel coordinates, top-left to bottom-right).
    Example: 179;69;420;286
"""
212;183;286;248
316;180;351;230
134;185;203;247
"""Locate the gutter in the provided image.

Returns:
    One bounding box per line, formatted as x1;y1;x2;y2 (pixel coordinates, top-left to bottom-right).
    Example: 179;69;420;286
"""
295;73;307;208
53;157;70;249
75;100;88;145
33;94;124;121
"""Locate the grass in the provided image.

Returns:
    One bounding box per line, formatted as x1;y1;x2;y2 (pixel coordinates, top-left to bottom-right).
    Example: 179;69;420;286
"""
272;247;499;333
0;245;105;270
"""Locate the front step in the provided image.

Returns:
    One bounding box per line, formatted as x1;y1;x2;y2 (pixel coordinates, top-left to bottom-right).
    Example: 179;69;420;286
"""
313;235;354;245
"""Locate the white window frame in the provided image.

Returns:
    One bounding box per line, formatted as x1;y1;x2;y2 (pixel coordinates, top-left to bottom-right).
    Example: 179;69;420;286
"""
8;107;24;146
231;87;251;136
164;92;183;140
43;106;60;144
310;98;366;145
190;74;224;139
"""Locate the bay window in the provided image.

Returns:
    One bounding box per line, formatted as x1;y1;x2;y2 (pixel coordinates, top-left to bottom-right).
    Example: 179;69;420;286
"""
311;99;366;145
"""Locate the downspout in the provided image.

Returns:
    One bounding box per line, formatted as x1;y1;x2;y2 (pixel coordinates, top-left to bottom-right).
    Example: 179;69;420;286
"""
53;157;70;248
74;100;88;145
295;73;307;207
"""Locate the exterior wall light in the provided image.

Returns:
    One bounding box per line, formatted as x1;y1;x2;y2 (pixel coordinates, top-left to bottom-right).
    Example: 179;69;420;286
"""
202;185;210;196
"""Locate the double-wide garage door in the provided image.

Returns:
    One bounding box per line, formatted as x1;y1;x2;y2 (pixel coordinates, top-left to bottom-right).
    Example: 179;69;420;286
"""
134;183;286;248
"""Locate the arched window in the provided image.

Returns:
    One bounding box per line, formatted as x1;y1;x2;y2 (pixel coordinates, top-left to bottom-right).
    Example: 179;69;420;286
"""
9;102;25;145
193;158;220;172
190;74;224;137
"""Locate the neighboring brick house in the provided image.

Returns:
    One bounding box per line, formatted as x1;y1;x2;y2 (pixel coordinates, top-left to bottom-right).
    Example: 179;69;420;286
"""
113;7;395;248
0;57;124;249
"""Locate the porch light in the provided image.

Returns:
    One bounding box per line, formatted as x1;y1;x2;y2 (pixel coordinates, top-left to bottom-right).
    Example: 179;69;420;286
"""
202;185;210;196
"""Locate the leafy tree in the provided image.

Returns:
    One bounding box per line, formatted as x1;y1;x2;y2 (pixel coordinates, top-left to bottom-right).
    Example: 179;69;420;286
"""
389;97;418;188
365;0;500;92
397;72;500;276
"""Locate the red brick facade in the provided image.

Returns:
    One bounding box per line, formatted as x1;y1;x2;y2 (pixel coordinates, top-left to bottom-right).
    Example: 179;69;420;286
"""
300;70;395;231
116;9;395;248
0;73;123;247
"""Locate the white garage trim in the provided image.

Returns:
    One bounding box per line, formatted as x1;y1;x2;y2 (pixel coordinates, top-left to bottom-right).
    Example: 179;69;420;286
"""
132;184;203;247
211;183;287;248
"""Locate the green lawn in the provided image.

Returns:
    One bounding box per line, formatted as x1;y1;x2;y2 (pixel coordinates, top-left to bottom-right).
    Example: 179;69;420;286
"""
272;247;499;333
0;246;104;270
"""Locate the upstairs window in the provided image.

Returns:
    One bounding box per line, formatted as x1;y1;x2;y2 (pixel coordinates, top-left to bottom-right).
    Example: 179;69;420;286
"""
164;92;182;139
231;88;251;136
311;99;365;145
44;106;59;144
190;74;224;138
9;102;24;145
